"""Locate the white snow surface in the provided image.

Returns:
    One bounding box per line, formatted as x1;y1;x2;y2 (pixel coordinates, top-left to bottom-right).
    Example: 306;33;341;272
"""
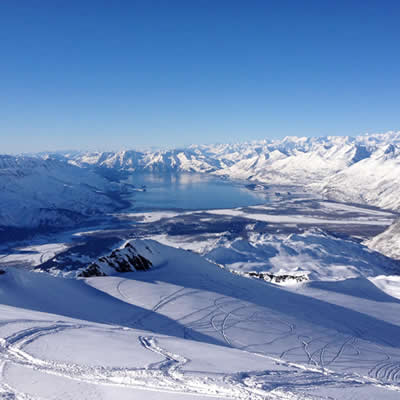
1;239;400;399
149;229;399;282
207;208;392;226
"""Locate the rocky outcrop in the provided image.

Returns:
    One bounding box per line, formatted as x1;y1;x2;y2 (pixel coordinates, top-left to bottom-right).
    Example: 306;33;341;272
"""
79;241;152;277
234;270;308;284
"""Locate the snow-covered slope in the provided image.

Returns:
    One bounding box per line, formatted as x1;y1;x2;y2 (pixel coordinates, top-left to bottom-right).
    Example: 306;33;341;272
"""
2;239;400;399
0;155;123;228
366;218;400;260
313;143;400;211
200;230;400;281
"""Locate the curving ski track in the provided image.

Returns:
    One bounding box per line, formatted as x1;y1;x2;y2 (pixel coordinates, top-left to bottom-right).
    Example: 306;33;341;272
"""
1;286;400;398
0;322;301;399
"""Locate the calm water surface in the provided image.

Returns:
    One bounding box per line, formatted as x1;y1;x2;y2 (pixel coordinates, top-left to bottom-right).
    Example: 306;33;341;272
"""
124;172;266;211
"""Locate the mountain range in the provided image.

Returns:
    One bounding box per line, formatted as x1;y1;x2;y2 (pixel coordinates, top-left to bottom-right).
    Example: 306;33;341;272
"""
2;131;400;230
62;130;400;212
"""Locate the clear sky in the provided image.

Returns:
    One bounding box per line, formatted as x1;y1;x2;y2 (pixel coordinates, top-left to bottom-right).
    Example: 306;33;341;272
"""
1;0;399;153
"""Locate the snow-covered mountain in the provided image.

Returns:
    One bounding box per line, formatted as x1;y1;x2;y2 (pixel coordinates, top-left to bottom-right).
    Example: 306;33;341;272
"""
63;130;400;211
70;148;221;173
0;155;124;228
2;130;400;229
313;142;400;211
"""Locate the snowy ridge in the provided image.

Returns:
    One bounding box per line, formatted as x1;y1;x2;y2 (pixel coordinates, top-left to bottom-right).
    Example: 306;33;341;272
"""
72;148;221;173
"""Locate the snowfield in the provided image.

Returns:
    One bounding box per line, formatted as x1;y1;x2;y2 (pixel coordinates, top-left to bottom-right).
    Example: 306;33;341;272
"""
1;238;400;399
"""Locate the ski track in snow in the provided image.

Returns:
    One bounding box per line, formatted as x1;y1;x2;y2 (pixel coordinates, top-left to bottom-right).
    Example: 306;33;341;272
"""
1;284;400;399
1;252;400;398
1;318;400;400
0;321;303;399
136;287;400;391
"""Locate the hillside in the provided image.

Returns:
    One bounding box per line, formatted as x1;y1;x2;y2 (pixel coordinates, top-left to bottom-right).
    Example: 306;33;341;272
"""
0;155;124;228
1;239;400;399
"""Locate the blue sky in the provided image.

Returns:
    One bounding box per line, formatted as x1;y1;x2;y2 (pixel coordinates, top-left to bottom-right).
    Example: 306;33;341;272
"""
1;0;399;152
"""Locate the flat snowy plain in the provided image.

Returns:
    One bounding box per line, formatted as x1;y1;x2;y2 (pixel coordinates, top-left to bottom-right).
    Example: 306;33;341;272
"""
1;183;400;399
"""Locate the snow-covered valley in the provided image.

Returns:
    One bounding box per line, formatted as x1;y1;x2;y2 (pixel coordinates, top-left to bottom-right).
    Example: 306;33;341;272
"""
1;131;400;399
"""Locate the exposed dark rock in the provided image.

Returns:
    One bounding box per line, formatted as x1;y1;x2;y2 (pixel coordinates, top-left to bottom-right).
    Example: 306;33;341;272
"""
239;270;308;284
78;241;152;277
78;263;106;277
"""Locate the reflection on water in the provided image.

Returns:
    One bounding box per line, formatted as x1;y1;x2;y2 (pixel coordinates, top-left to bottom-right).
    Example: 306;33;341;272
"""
124;172;266;211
